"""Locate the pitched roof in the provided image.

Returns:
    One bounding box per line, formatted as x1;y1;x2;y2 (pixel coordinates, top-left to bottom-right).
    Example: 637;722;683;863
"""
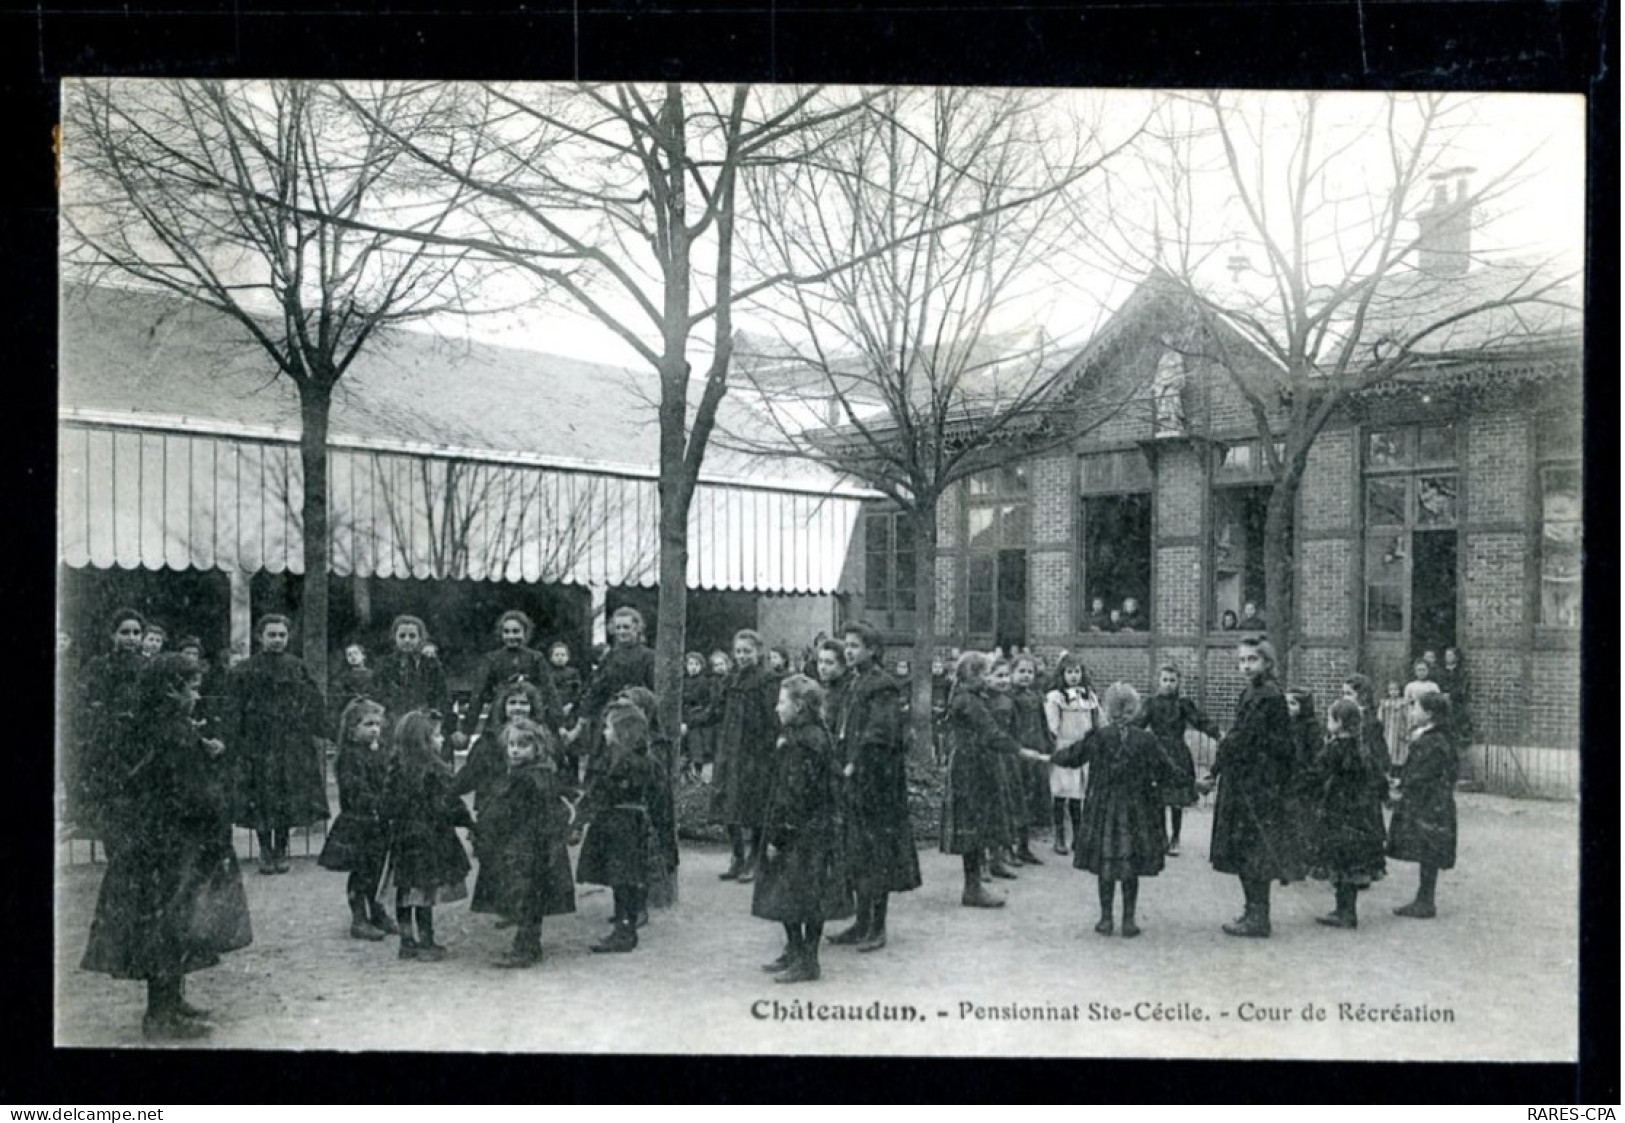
58;284;859;495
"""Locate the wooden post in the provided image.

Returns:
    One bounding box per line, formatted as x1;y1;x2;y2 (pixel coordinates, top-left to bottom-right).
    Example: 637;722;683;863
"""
229;568;253;658
590;584;608;647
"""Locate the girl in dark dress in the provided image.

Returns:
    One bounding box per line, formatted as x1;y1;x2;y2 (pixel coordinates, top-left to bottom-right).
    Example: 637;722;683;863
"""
1135;664;1219;856
753;674;853;984
711;630;780;882
1309;699;1388;929
381;711;472;961
472;718;576;968
826;623;919;954
328;642;376;732
576;701;665;953
71;608;148;841
680;651;719;776
1009;655;1052;864
1435;647;1473;779
1388;691;1459;919
373;615;452;759
985;659;1025;880
1280;687;1321;884
938;652;1051;909
229;614;330;873
81;653;250;1041
573;608;656;784
1051;682;1176;938
466;610;562;744
318;698;399;941
454;680;554;814
1340;675;1394;800
1199;638;1298;939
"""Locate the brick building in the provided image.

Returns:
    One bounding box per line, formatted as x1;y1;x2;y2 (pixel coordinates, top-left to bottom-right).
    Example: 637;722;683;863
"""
848;267;1583;798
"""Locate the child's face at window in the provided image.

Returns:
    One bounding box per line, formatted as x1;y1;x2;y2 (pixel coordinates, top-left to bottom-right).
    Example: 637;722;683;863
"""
261;623;290;653
989;666;1011;691
394;624;422;653
1123;598;1138;614
1091;598;1104;613
345;645;365;667
504;693;533;720
356;713;383;745
734;639;759;668
1158;670;1179;694
775;687;798;726
1286;695;1301;718
1444;649;1459;667
1012;663;1035;688
505;733;538;767
894;660;910;677
686;655;704;676
815;649;843;683
1243;603;1257;617
500;620;526;649
142;631;165;656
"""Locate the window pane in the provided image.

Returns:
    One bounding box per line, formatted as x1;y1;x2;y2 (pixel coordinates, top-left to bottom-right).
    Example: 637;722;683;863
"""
1366;533;1409;575
966;473;995;497
1416;424;1456;465
968;553;995;593
1213;486;1270;628
968;593;994;634
1367;428;1408;469
866;513;891;554
967;506;997;550
1541;466;1582;626
894;515;914;552
1002;465;1029;495
1001;503;1030;544
894;547;916;599
1537;412;1582;461
896;588;917;612
1082;494;1152;628
1366;585;1404;633
1366;478;1406;526
1080;449;1152;493
1416;476;1457;526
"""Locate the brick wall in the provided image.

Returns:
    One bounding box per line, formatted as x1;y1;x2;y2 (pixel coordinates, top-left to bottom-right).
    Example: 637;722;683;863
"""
1462;532;1528;641
934;552;957;633
1529;650;1582;747
937;485;960;547
1301;429;1355;531
1028;549;1071;635
1467;412;1530;524
1203;646;1248;718
1292;645;1357;706
1030;454;1072;543
1155;545;1202;634
1469;645;1528;743
1069;645;1153;695
1299;538;1353;636
1155;443;1203;537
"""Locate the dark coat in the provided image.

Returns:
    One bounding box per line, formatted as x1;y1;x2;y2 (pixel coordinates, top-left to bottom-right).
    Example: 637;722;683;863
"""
327;666;376;731
576;746;664;887
549;664;584;719
987;691;1031;831
681;672;722;764
1433;664;1473;742
1208;678;1301;882
382;759;472;895
751;720;854;924
939;684;1025;854
833;665;921;896
228;652;330;831
318;741;394;874
1387;725;1458;869
373;651;451;730
710;662;780;827
1135;693;1219;808
81;707;251;980
468;646;562;735
1053;724;1175;879
71;649;146;832
578;643;656;770
471;760;576;921
1010;686;1054;823
1308;733;1388;885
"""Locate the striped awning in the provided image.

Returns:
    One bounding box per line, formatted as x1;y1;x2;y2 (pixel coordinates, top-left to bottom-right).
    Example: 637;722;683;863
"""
58;421;860;594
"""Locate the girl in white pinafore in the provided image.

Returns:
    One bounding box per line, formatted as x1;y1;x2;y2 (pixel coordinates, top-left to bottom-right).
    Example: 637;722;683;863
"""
1043;653;1101;855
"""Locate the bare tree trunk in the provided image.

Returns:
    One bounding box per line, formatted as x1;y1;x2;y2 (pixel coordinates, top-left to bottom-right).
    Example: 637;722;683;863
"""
652;454;690;909
1263;475;1300;683
909;502;939;763
299;384;333;693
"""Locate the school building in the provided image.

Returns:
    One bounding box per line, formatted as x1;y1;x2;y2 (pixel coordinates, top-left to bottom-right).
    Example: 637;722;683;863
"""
56;284;867;689
844;255;1584;797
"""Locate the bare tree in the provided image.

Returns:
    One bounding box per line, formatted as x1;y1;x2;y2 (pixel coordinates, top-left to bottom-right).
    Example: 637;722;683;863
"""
61;78;494;685
1095;90;1581;675
725;87;1151;751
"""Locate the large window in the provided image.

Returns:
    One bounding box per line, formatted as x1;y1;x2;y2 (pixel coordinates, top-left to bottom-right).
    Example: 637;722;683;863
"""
1537;412;1581;628
1211;439;1279;631
964;466;1030;648
864;510;916;630
1362;422;1458;646
1078;449;1152;632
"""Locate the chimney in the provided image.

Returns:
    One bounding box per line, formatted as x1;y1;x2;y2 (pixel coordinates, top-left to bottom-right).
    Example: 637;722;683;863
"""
1416;167;1475;277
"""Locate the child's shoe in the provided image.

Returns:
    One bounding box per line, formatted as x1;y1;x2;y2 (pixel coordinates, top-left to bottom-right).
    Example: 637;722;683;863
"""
1393;900;1436;919
414;942;448;962
591;925;638;953
495;948;542;969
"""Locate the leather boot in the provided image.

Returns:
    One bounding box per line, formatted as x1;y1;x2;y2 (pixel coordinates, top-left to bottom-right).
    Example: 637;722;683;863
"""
962;871;1005;909
592;921;639;953
737;835;760;884
828;896;871;945
349;891;386;941
856;894;888;952
1317;884;1357;928
1052;801;1070;855
1119;878;1141;938
988;851;1019;880
367;896;400;935
776;929;821;983
763;925;800;973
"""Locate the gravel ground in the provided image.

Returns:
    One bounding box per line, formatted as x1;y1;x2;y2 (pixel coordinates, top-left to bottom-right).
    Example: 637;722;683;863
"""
53;793;1578;1060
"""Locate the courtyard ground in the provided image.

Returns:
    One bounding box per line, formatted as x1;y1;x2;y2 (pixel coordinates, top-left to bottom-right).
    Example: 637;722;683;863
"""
53;793;1578;1060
